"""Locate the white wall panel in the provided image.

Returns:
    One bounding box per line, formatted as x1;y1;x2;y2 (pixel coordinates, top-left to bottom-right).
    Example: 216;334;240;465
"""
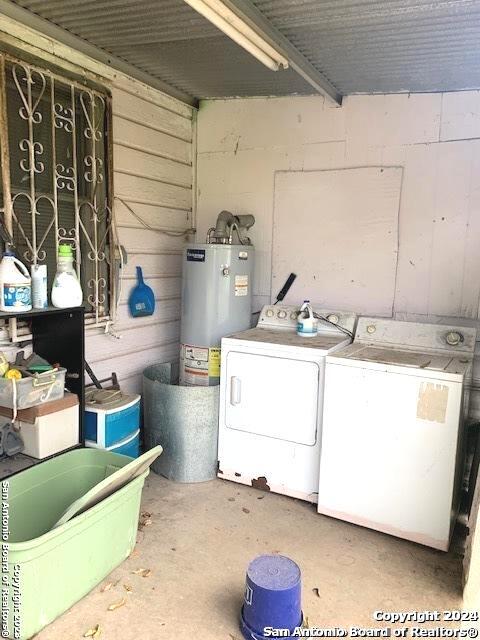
87;80;193;393
440;91;480;142
115;198;190;232
113;116;192;165
118;276;182;304
115;173;191;211
272;167;402;315
114;145;191;188
112;87;192;141
197;93;480;320
196;93;480;415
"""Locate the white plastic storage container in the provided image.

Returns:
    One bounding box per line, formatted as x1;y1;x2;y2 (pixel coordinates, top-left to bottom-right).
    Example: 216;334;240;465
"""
0;368;66;409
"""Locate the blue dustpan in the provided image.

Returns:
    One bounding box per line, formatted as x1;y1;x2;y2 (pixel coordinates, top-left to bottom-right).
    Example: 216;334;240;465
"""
128;266;155;317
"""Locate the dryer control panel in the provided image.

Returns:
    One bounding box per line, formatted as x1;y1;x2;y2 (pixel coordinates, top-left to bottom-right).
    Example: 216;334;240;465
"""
257;305;356;333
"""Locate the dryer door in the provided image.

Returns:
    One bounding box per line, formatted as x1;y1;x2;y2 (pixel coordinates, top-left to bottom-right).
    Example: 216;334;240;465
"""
225;351;320;445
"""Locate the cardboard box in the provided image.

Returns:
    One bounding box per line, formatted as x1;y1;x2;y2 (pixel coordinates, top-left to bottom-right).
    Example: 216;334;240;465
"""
0;394;80;459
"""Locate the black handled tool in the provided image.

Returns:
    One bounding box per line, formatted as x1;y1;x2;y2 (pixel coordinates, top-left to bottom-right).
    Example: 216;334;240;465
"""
274;273;297;305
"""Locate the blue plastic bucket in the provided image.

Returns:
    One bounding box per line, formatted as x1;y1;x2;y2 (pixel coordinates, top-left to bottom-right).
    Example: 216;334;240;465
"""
240;555;303;639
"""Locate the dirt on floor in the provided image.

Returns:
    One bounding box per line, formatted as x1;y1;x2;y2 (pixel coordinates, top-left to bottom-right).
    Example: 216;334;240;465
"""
36;474;463;639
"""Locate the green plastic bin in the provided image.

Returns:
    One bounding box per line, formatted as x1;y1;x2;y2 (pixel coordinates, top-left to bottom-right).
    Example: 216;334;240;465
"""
1;448;149;639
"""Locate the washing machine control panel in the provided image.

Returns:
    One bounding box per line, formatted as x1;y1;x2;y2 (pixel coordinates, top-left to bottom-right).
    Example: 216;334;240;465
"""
445;331;464;346
355;317;476;353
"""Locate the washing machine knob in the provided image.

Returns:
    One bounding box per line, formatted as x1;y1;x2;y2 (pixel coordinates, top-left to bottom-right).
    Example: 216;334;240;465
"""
366;324;376;334
445;331;463;346
327;314;339;324
290;312;298;320
277;310;287;319
266;309;274;318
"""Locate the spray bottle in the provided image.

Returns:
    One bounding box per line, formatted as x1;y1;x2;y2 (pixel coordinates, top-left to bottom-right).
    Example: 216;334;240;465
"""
296;300;318;337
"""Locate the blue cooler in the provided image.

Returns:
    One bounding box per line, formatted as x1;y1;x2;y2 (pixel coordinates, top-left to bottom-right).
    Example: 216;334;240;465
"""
241;555;303;640
84;390;141;457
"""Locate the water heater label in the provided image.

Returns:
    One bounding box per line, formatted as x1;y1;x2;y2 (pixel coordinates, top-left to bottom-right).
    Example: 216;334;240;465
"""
186;249;206;262
208;348;221;378
235;275;249;296
183;344;209;385
182;344;221;385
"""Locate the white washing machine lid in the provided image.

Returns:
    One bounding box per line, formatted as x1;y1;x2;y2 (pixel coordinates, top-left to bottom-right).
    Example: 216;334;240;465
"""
224;327;351;352
327;343;471;382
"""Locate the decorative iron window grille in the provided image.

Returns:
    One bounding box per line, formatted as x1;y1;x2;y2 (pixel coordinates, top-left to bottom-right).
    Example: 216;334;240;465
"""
0;53;114;326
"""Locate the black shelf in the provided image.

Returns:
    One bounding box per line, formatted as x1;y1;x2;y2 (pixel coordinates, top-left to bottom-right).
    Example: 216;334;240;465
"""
0;305;85;321
0;306;85;479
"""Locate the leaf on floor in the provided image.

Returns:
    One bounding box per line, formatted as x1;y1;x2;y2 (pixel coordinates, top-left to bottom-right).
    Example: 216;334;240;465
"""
242;507;250;514
100;582;114;593
312;587;320;598
108;597;126;611
84;624;101;638
132;568;152;577
124;584;133;592
138;511;153;529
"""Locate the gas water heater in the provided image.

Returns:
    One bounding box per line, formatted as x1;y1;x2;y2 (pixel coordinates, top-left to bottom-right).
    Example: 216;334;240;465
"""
180;211;255;386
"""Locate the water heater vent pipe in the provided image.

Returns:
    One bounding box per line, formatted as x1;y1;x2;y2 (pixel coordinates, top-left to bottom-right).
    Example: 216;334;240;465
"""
207;210;255;244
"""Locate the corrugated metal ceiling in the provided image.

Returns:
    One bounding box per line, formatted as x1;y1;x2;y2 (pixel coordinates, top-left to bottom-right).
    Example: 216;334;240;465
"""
7;0;480;101
252;0;480;94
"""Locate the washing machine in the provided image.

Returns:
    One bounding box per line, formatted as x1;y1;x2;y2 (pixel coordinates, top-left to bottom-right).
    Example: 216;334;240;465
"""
317;317;477;551
217;304;357;502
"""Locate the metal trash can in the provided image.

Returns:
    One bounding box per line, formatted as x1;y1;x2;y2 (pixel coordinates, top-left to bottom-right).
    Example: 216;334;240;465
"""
143;362;219;482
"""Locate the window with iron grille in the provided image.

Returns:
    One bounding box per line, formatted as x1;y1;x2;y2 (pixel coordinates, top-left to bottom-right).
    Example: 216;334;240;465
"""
0;53;114;326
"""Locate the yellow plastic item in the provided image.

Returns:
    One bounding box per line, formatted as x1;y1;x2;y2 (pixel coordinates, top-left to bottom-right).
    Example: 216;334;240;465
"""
5;368;22;380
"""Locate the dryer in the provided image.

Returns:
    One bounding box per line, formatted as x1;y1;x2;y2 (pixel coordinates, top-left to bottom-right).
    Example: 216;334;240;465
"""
317;317;477;551
218;304;356;502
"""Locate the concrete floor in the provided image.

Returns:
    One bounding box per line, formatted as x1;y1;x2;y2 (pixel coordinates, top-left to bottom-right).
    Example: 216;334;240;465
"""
37;474;463;639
